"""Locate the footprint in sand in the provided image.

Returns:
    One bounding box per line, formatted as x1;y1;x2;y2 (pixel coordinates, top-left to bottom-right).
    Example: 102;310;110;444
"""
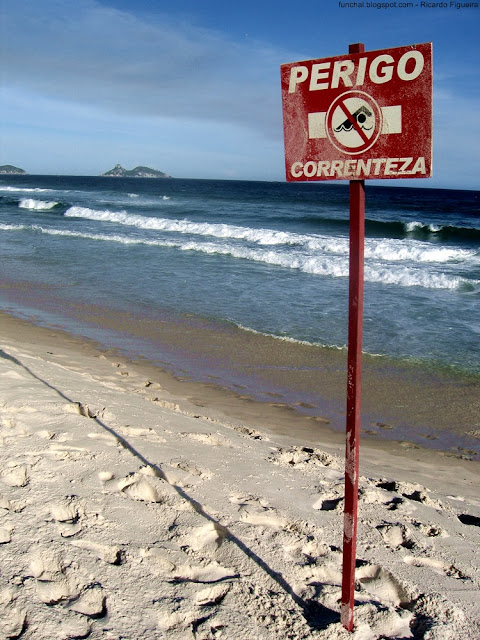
0;526;13;544
361;484;401;507
169;459;213;481
412;520;448;538
403;554;471;580
282;536;330;567
268;446;343;472
50;496;84;537
233;426;266;441
179;521;228;553
355;562;413;607
118;475;162;503
0;464;29;488
36;429;56;440
111;362;130;377
194;583;231;606
0;415;28;438
140;547;177;577
68;583;106;618
159;459;214;488
65;402;115;423
0;495;12;509
180;432;233;448
149;398;181;412
29;548;80;605
117;470;180;505
0;495;23;514
409;593;474;638
29;548;107;618
170;560;238;584
34;443;90;463
376;479;446;511
0;402;37;416
311;478;348;512
87;431;119;447
230;494;290;530
376;523;414;549
70;539;122;565
118;425;166;443
140;547;238;584
308;552;415;612
312;488;344;512
158;607;218;637
0;589;27;639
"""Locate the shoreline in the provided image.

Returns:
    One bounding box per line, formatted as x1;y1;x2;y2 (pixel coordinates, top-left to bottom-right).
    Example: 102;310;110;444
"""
1;307;479;474
0;279;479;461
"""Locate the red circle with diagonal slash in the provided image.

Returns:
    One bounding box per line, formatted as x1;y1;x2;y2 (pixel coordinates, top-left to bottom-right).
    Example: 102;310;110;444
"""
326;91;382;155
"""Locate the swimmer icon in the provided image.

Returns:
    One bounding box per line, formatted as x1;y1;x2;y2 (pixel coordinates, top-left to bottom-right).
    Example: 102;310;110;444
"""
327;91;382;154
334;105;374;133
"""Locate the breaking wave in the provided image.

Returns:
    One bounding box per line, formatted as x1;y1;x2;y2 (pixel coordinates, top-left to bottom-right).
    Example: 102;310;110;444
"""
19;198;60;210
63;206;478;266
0;222;476;291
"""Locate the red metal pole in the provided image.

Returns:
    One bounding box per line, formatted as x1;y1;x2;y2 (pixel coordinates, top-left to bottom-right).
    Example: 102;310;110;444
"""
341;42;366;632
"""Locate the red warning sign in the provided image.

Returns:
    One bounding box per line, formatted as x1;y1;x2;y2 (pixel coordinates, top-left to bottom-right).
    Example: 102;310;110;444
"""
281;43;432;181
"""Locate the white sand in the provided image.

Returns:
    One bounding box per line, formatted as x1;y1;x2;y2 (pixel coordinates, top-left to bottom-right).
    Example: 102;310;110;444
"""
0;321;479;639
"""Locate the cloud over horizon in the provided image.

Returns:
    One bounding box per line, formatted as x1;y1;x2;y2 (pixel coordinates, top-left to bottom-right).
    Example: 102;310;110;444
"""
3;0;292;140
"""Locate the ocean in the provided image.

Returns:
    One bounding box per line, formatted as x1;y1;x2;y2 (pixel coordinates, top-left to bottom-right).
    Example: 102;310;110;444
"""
1;175;479;456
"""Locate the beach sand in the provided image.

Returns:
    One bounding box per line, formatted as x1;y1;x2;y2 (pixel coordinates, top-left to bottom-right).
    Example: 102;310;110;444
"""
0;311;479;639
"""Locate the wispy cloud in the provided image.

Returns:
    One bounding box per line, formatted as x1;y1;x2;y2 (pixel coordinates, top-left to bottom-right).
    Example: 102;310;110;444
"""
3;0;290;139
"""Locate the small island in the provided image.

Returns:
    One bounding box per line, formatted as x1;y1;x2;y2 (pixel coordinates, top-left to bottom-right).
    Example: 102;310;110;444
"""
101;164;171;178
0;165;27;175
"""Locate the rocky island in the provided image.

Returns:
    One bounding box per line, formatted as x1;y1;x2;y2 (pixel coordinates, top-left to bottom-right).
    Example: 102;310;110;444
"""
101;164;171;178
0;165;27;175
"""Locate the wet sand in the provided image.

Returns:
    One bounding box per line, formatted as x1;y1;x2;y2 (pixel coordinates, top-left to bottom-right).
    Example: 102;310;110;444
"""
0;283;479;463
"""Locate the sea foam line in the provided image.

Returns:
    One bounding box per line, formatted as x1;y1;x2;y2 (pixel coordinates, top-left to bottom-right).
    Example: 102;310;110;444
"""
0;223;474;291
63;206;477;265
0;186;54;193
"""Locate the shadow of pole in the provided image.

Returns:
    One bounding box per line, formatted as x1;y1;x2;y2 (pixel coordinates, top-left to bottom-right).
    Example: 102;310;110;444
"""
0;348;340;631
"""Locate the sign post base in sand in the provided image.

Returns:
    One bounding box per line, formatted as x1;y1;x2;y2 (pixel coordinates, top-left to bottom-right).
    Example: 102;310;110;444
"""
280;38;432;632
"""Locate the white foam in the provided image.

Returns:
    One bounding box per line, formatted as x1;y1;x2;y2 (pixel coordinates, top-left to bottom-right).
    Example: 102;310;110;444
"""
62;207;477;267
363;239;475;264
63;206;299;246
3;223;473;291
19;198;59;210
0;223;28;231
405;221;442;233
0;186;53;193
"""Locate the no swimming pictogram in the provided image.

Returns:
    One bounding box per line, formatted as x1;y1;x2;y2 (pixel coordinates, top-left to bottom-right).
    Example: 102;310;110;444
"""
326;91;382;155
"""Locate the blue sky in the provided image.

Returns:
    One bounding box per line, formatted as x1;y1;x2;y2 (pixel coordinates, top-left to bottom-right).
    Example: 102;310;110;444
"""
1;0;479;188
